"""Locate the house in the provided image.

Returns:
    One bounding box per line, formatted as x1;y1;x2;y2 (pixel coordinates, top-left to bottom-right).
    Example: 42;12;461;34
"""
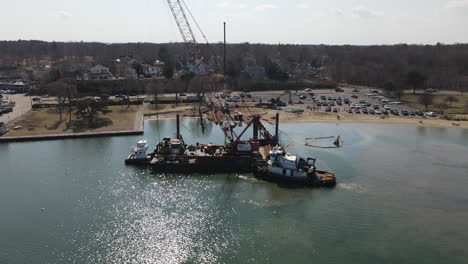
0;122;7;135
244;65;266;80
85;65;115;80
187;59;209;75
304;63;320;77
142;61;165;78
126;68;138;80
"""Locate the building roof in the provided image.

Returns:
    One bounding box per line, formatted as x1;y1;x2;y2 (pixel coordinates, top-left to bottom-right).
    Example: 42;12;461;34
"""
90;65;109;71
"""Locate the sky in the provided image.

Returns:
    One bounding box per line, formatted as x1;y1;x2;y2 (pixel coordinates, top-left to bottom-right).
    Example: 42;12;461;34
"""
1;0;468;45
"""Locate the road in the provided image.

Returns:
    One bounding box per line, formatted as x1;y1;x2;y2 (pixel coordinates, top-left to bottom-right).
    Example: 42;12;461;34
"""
0;94;33;124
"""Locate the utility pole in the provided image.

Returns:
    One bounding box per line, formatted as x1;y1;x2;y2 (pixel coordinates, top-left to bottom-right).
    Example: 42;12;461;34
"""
223;22;227;76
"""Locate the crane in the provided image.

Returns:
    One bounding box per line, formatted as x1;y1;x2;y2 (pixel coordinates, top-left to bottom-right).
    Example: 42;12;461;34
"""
166;0;198;62
166;0;212;70
166;0;196;44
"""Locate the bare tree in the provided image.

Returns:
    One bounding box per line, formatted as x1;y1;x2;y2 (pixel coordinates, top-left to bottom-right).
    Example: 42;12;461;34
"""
419;92;434;111
392;84;405;101
145;81;160;110
47;80;72;121
435;103;448;115
445;95;459;108
407;71;426;95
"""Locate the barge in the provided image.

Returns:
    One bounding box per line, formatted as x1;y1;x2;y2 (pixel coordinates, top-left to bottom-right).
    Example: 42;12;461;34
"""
125;113;337;187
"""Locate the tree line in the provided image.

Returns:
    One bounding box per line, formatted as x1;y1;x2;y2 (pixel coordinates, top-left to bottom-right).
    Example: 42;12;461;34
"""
1;40;468;92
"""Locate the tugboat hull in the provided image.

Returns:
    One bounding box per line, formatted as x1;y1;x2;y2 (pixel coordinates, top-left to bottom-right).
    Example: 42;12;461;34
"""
254;167;336;187
124;154;152;165
149;155;257;174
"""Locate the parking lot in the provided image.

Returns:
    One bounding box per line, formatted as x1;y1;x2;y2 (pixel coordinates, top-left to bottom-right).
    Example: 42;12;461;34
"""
246;88;430;117
0;94;32;124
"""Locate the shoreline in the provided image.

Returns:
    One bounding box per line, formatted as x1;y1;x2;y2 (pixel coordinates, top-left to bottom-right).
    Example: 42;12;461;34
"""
0;129;144;143
2;112;466;143
274;115;468;128
144;113;468;129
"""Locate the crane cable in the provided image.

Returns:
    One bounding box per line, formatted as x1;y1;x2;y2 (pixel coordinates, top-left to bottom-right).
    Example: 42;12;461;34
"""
181;0;210;45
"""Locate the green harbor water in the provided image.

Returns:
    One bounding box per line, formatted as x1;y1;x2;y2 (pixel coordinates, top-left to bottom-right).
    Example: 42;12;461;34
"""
1;119;468;264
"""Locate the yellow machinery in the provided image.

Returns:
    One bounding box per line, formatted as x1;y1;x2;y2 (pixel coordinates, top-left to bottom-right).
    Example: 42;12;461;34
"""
277;91;292;104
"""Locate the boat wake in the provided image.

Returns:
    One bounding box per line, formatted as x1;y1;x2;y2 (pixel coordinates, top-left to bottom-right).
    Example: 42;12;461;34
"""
338;183;366;194
236;174;262;183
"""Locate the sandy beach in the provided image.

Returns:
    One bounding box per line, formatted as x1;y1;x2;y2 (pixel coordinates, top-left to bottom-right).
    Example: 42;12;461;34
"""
144;106;468;129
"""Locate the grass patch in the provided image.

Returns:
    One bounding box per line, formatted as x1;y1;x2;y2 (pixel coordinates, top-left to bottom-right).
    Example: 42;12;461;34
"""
5;105;141;137
400;94;468;113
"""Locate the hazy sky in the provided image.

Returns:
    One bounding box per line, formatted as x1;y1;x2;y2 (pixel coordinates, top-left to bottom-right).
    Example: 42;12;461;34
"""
2;0;468;45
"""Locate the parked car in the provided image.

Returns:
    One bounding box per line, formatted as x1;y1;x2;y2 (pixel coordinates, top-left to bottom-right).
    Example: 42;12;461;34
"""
409;111;416;116
402;110;409;116
425;111;437;117
369;109;376;115
316;102;322;106
373;104;380;109
383;110;389;115
348;109;353;113
375;109;382;115
350;103;356;109
384;105;391;110
415;110;424;116
32;97;41;101
354;109;361;114
337;101;343;106
321;96;326;100
391;110;400;115
362;108;369;114
353;88;360;92
355;104;361;109
305;88;312;92
351;95;358;99
325;107;332;112
300;95;307;100
333;108;338;113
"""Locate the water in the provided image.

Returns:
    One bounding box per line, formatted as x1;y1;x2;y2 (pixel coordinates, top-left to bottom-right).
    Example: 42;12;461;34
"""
1;119;468;264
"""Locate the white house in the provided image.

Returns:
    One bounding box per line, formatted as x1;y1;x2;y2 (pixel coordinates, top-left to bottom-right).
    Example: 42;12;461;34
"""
189;59;209;75
85;65;115;80
142;61;164;78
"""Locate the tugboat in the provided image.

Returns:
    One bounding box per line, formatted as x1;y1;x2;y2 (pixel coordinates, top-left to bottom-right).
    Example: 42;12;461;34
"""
255;146;336;187
125;140;152;165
